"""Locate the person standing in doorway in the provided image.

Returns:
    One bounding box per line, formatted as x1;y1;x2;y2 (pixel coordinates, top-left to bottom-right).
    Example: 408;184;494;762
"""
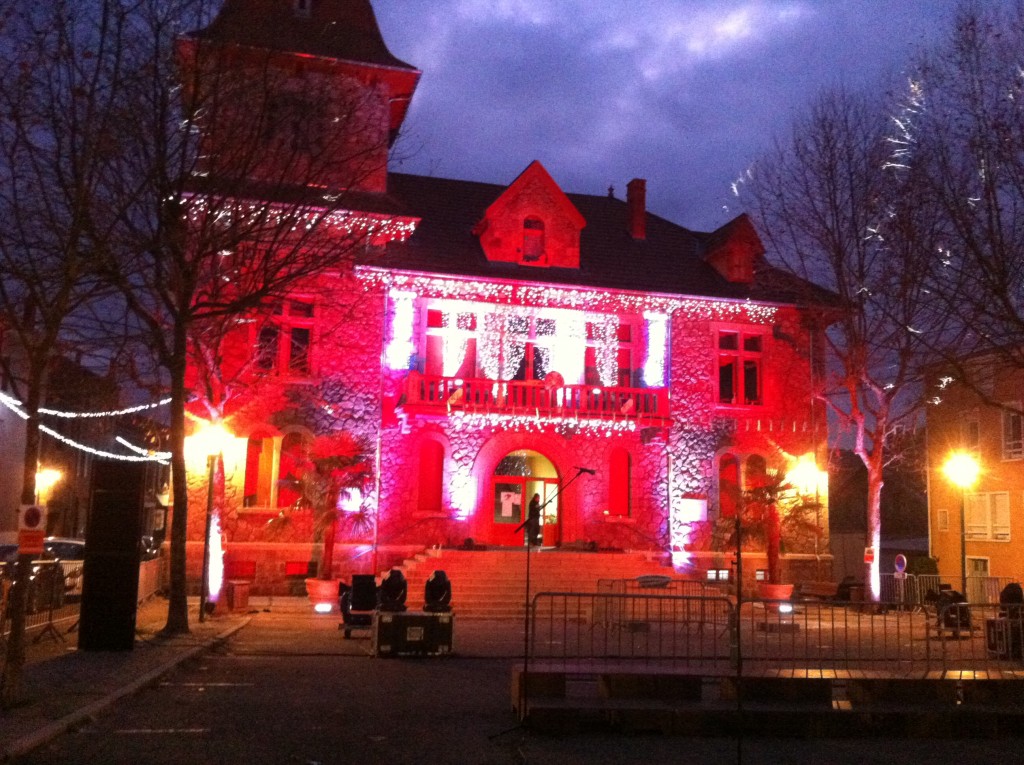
527;493;542;547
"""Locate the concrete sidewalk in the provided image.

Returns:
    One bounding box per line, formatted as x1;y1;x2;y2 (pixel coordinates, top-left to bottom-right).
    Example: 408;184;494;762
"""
2;595;526;762
2;597;250;761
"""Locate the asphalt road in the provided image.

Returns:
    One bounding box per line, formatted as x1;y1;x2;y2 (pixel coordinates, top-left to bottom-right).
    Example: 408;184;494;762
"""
15;611;1024;765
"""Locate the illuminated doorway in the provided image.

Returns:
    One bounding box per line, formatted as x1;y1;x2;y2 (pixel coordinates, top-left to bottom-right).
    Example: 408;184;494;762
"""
491;450;559;547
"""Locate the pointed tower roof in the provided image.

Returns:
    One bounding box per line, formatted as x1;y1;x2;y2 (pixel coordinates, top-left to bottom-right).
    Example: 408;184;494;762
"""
193;0;416;70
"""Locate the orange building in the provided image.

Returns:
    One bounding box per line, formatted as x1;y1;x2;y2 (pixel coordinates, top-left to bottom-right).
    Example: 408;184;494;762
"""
927;361;1024;600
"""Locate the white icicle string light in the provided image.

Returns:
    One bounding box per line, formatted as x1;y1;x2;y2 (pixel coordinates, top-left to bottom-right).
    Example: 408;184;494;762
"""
451;410;638;435
591;313;619;387
643;312;668;387
385;289;417;370
440;309;472;377
479;311;502;379
185;198;418;242
357;269;778;325
502;311;528;381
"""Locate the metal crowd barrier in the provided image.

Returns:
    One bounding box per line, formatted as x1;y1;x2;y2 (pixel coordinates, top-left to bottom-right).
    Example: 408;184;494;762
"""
529;591;1024;680
1;560;82;644
531;591;735;673
878;573;1016;607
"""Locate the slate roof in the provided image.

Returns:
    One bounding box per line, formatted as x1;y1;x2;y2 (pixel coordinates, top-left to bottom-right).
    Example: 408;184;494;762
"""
362;172;832;306
191;0;417;71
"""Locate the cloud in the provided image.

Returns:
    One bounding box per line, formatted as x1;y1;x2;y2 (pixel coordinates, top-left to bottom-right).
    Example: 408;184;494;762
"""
374;0;995;230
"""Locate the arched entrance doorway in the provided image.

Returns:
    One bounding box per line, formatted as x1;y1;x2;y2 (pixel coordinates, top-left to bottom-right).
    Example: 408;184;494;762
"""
490;450;559;547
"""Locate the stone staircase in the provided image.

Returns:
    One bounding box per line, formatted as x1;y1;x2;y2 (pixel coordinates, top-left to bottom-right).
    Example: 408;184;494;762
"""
389;548;675;619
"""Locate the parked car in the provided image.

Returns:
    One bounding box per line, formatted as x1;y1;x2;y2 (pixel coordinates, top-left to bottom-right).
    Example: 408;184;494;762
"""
43;537;85;597
0;544;67;614
43;537;85;561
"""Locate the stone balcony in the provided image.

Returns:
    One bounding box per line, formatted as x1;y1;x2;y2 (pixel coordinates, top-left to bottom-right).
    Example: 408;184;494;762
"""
396;373;670;427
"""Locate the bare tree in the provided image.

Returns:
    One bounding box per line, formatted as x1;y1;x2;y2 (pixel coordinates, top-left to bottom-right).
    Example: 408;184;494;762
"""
0;0;407;668
0;0;137;708
90;0;403;634
908;3;1024;394
743;88;945;599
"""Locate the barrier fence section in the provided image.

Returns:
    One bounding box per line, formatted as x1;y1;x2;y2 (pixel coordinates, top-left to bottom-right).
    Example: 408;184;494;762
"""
530;591;734;674
0;560;81;640
2;555;167;644
529;592;1024;680
877;574;1014;607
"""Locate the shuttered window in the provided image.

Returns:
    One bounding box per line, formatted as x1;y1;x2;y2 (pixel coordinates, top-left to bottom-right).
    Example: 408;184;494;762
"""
965;492;1010;541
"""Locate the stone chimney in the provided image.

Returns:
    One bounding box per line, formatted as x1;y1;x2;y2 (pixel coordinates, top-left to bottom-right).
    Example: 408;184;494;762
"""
627;178;646;240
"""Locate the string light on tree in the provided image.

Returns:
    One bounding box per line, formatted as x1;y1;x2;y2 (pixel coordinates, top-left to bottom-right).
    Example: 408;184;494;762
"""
0;391;171;463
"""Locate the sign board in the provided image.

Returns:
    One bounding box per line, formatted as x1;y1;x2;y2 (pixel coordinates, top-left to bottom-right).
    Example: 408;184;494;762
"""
17;504;46;555
864;546;876;564
894;553;908;574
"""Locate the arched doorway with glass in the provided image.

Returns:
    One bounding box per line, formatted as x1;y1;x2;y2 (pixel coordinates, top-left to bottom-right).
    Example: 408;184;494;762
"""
491;449;559;547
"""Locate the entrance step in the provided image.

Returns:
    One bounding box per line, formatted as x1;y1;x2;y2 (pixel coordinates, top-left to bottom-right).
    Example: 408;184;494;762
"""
390;549;674;618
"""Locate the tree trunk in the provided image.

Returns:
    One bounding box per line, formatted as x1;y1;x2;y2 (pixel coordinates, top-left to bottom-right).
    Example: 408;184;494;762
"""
1;374;43;708
864;458;884;601
319;516;337;580
766;504;782;584
163;342;191;634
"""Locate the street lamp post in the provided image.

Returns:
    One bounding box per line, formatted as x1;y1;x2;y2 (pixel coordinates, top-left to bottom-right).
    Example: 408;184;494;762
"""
943;451;980;597
200;454;216;623
191;421;232;624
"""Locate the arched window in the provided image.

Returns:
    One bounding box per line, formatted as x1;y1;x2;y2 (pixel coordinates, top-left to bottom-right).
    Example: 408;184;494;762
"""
418;439;445;515
522;217;545;264
243;435;277;507
718;453;739;518
277;430;313;508
745;454;767;490
608;448;632;517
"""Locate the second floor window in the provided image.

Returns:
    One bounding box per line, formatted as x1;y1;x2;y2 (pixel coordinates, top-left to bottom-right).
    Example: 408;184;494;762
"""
966;491;1010;540
421;305;636;387
962;413;980;454
717;329;763;406
585;320;634;387
521;218;546;264
1003;406;1023;460
256;299;315;376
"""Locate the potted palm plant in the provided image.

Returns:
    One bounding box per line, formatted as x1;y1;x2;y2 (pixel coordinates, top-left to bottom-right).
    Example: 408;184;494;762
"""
745;467;822;599
715;465;822;599
274;432;373;608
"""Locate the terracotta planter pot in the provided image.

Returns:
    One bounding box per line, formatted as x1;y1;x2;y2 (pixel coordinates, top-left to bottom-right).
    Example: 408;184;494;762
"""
305;577;341;608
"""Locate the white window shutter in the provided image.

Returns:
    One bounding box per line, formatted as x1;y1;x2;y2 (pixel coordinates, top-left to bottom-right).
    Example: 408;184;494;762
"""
993;493;1011;539
965;493;987;537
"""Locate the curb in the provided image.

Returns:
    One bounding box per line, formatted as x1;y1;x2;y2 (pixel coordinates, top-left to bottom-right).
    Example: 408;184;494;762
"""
2;618;251;762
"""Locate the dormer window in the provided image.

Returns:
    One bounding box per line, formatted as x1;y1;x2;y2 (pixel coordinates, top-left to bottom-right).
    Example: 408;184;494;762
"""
294;0;312;18
522;217;546;264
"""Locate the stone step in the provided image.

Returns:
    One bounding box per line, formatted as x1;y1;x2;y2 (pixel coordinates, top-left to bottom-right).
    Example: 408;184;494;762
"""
386;549;676;617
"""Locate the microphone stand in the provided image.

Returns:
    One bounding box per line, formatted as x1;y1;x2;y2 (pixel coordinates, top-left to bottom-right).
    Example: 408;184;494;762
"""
516;466;592;725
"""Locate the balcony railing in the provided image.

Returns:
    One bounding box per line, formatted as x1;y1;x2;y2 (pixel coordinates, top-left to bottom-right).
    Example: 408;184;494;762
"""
397;374;670;426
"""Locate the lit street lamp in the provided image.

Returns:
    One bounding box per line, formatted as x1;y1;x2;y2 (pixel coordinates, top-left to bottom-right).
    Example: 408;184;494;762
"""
943;451;980;597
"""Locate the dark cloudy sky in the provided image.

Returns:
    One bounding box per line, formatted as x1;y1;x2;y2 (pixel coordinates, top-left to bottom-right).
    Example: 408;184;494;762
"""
373;0;994;233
